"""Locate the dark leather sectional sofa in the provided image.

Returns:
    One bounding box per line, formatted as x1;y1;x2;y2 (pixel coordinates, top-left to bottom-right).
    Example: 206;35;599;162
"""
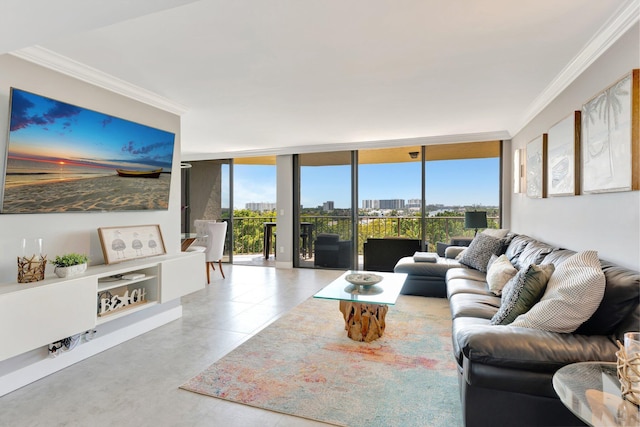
395;232;640;426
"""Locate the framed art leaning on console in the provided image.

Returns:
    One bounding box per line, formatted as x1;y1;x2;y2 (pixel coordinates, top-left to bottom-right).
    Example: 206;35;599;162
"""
98;224;166;264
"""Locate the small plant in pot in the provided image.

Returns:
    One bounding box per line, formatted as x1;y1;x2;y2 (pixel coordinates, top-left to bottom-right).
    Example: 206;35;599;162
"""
50;253;89;278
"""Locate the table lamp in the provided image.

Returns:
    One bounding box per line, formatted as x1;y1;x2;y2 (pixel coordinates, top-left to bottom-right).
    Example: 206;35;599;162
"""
464;211;487;236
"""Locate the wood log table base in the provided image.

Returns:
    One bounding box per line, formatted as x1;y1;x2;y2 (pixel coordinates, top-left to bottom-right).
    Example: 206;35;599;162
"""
339;301;389;342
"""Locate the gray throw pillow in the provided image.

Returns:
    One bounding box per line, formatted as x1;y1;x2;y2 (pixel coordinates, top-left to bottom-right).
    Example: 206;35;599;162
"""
458;233;503;272
491;263;555;325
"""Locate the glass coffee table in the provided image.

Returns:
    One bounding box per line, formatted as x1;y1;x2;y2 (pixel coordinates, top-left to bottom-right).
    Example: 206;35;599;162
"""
313;271;407;342
553;362;640;426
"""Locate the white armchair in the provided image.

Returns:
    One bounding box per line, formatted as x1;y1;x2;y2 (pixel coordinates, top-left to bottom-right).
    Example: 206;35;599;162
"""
187;220;227;282
204;221;227;282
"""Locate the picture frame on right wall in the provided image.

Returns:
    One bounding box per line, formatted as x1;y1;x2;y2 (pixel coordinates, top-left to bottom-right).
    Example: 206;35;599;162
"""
581;69;639;194
526;134;548;199
547;111;581;196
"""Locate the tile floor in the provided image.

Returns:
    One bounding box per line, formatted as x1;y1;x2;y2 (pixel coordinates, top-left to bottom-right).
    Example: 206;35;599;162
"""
0;265;345;427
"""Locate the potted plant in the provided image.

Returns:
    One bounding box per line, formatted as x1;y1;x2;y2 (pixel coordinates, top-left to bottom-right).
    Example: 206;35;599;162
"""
50;253;89;278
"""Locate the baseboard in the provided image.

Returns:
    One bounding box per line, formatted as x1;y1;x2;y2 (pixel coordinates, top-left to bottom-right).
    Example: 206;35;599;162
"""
0;305;182;397
275;261;293;269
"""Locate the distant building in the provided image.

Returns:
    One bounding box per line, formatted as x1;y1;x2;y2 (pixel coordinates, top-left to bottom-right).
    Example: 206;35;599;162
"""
362;200;379;209
245;202;276;211
379;199;405;209
363;199;405;210
406;199;421;209
322;201;334;211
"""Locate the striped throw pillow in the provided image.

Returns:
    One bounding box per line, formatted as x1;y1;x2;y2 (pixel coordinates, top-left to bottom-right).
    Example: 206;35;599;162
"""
510;251;605;333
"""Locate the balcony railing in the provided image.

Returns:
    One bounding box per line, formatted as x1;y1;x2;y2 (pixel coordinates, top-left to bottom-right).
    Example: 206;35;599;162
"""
230;215;500;255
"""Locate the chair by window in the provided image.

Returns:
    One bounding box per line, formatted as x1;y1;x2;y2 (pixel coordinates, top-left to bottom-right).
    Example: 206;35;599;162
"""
204;221;227;282
363;237;421;272
313;233;351;268
185;219;210;252
187;220;227;282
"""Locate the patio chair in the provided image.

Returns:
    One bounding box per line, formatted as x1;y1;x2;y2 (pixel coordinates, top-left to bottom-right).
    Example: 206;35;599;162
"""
313;233;351;268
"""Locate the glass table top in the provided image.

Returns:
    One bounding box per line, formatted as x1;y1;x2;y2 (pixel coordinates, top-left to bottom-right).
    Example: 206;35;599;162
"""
553;362;639;427
313;271;407;305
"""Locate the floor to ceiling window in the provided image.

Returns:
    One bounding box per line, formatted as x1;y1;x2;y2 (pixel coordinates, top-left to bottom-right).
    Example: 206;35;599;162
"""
292;141;501;270
295;151;354;269
232;156;277;267
424;141;501;248
358;146;424;269
182;142;501;271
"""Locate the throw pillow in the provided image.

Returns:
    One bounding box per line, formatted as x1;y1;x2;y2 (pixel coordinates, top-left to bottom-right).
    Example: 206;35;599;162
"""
510;251;605;333
481;228;510;239
491;263;555;325
413;252;438;263
458;233;503;272
486;253;499;272
455;249;466;260
486;254;518;296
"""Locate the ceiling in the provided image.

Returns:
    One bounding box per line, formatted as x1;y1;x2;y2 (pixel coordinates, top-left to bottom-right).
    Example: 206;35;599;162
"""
3;0;638;160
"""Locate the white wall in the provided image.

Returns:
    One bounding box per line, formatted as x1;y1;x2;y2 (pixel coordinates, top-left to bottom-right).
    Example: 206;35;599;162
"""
511;23;640;270
0;54;182;283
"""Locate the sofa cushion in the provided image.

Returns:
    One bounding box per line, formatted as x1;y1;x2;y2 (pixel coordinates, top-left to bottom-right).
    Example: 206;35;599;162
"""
542;249;576;267
446;268;487;282
451;316;492;366
576;260;640;336
515;241;556;270
490;264;555;325
394;256;463;277
458;234;504;273
504;234;534;266
447;277;493;298
486;254;518;296
449;292;501;320
511;251;606;333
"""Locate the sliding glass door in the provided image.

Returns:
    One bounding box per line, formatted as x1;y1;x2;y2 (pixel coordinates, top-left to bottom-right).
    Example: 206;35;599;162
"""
357;146;424;269
293;141;501;269
424;141;501;249
232;156;277;266
296;151;354;269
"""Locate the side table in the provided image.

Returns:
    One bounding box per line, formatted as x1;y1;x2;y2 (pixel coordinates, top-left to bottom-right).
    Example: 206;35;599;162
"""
553;362;639;426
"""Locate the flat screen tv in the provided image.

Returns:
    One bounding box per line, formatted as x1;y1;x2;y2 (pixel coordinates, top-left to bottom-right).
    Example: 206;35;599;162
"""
1;88;175;213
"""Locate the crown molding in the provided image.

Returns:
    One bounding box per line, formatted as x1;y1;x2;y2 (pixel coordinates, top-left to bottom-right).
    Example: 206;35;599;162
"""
10;46;189;116
514;0;639;136
180;130;511;161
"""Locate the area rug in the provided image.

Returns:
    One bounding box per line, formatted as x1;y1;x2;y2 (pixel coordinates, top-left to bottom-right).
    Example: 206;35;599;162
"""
180;295;461;427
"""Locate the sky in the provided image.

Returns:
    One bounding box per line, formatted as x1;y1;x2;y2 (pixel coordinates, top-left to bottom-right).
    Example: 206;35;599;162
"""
6;88;175;173
230;157;499;209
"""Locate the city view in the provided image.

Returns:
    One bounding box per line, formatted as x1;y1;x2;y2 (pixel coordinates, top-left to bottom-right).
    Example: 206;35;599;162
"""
234;157;500;214
244;199;498;217
226;157;500;258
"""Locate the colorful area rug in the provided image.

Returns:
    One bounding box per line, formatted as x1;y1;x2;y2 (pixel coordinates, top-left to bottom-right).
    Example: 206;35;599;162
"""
181;295;461;427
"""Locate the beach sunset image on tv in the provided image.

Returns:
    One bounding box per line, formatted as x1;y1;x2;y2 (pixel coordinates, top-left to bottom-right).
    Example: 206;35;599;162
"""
1;88;175;213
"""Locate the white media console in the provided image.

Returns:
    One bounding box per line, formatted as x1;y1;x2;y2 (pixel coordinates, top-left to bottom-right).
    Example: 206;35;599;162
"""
0;251;205;395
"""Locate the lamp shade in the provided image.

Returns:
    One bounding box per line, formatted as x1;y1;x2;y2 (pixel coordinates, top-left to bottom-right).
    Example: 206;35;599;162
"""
464;211;487;229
